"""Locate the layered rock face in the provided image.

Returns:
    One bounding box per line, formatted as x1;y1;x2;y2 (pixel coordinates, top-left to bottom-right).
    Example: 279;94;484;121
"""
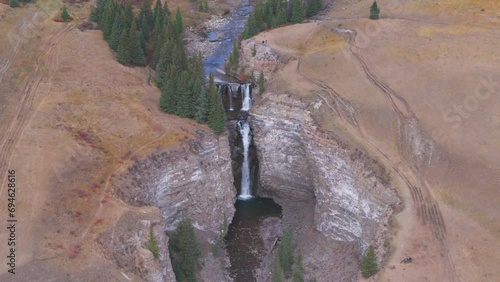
98;207;176;282
114;129;236;235
250;93;399;245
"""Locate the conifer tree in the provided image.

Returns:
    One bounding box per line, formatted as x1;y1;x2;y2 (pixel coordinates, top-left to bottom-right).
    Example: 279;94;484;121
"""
192;77;208;123
203;0;209;12
164;1;171;17
207;74;225;135
101;0;116;40
90;0;107;22
169;218;201;282
258;71;265;94
273;253;286;282
122;3;134;30
174;8;183;35
291;0;305;23
306;0;323;17
110;13;123;51
117;29;132;65
275;8;287;26
159;65;179;114
177;71;193;118
278;229;294;274
292;253;304;282
361;245;378;278
153;0;162;22
8;0;19;8
370;1;380;20
60;5;71;22
129;23;146;65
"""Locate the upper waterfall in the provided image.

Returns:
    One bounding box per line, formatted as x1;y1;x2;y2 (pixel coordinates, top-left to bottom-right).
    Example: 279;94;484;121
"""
241;83;252;111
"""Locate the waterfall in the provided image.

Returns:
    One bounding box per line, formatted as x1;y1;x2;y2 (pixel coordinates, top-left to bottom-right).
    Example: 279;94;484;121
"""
228;86;234;111
241;83;252;111
237;120;252;200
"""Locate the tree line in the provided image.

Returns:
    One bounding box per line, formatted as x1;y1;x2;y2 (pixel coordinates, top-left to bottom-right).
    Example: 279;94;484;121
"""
242;0;323;39
90;0;226;135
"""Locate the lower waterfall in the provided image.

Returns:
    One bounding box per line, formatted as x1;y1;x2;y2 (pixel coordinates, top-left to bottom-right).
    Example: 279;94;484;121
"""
237;120;252;200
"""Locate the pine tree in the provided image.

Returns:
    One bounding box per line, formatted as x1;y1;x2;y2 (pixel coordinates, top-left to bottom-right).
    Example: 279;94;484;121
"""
370;1;380;20
153;0;162;22
306;0;323;17
278;229;294;274
129;23;146;65
203;0;209;12
174;8;183;35
177;71;193;118
243;14;259;39
292;253;304;282
117;29;132;65
276;8;287;26
160;76;177;113
169;218;201;282
291;0;305;23
258;71;265;94
207;74;225;135
273;253;286;282
101;0;117;40
60;5;71;22
90;0;107;23
192;77;208;123
110;13;123;51
122;3;134;31
361;245;378;278
8;0;19;8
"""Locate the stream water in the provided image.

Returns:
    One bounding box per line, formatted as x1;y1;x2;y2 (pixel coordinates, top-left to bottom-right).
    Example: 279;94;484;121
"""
201;1;282;280
203;0;253;82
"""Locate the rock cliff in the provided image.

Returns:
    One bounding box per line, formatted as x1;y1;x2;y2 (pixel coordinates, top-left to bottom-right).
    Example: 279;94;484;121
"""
98;207;176;282
250;93;400;247
114;128;236;235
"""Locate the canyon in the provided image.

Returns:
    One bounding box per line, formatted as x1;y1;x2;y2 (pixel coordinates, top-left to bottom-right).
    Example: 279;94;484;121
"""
0;0;498;281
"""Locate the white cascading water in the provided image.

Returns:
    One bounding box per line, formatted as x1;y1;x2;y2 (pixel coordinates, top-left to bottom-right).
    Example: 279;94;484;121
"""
238;120;252;200
228;86;234;111
241;83;252;111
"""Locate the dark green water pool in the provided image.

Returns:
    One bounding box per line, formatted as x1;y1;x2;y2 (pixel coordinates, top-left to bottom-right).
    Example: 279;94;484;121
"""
225;197;282;281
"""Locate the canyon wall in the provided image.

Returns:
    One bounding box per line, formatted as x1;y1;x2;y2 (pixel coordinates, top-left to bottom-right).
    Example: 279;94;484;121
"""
250;93;400;246
114;128;236;234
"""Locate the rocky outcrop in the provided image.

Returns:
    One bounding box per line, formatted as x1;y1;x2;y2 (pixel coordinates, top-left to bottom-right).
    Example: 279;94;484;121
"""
240;39;283;79
250;93;400;248
98;207;176;282
114;128;236;235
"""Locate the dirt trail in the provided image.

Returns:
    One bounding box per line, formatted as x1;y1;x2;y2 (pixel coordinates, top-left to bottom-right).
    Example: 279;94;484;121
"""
0;24;73;197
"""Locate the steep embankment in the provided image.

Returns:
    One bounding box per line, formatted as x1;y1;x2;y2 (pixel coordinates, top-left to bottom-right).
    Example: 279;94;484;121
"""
114;130;235;233
251;94;399;244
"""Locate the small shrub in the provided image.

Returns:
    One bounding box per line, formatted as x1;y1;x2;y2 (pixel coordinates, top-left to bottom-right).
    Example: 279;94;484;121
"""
252;44;257;57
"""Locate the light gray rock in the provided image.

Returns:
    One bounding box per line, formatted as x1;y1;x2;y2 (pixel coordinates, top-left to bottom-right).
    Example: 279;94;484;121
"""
250;93;400;250
114;129;236;236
